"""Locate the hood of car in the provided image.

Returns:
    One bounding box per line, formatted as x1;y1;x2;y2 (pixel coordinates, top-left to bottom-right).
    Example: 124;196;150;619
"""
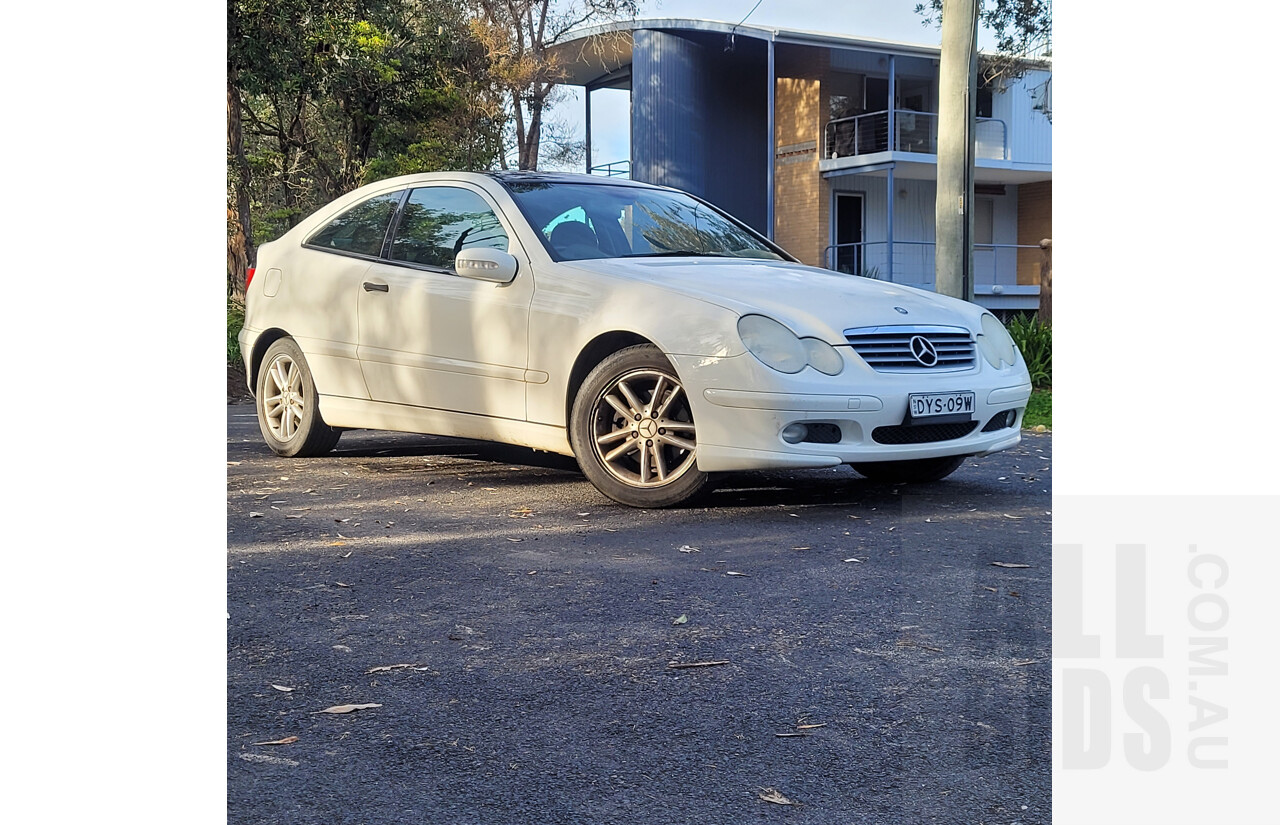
557;257;987;342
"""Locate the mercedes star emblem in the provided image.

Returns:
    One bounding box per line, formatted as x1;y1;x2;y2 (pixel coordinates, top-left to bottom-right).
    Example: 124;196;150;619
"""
909;335;939;367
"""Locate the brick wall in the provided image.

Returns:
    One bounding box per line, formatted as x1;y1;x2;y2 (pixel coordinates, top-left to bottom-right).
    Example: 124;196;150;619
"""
1017;180;1052;285
773;77;828;267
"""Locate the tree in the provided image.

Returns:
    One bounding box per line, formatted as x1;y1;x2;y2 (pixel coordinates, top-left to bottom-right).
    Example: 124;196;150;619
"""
470;1;636;171
227;0;504;296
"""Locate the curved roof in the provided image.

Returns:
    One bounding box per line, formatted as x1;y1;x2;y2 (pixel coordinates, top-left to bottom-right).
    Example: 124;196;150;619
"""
549;17;943;86
549;17;1048;87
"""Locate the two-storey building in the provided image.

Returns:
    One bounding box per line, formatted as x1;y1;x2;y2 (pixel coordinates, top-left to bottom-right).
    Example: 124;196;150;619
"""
550;17;1052;311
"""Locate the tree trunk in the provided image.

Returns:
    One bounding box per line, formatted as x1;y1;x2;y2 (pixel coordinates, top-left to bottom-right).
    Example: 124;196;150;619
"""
522;93;544;170
1038;238;1052;324
227;80;254;300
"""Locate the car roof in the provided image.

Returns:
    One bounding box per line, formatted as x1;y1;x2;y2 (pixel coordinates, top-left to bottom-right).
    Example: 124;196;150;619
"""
484;170;660;188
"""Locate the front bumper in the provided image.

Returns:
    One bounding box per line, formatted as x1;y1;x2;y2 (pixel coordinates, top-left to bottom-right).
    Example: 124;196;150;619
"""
670;351;1032;473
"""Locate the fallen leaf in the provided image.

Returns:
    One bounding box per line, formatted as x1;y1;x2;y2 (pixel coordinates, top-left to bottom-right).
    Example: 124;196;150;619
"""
506;537;523;543
672;614;688;626
312;703;382;715
335;582;351;588
791;546;810;551
725;571;750;577
667;660;730;669
982;586;998;592
252;736;298;746
843;558;863;563
796;723;827;730
758;788;798;805
240;753;299;766
249;512;264;519
1002;513;1025;520
774;732;810;738
270;684;294;693
991;562;1031;568
678;545;699;553
366;664;423;674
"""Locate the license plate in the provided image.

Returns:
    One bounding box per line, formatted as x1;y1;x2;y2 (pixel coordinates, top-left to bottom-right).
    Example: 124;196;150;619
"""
909;391;975;418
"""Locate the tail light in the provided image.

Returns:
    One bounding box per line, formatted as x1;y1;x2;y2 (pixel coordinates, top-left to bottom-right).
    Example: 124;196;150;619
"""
245;267;255;289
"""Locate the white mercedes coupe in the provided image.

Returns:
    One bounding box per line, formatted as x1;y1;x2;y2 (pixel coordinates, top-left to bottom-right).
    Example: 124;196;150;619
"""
238;172;1031;507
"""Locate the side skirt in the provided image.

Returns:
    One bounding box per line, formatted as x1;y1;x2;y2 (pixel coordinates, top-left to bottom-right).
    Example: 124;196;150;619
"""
318;395;574;457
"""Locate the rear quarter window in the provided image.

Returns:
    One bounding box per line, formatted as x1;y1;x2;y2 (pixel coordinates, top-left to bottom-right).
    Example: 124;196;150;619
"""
305;192;402;257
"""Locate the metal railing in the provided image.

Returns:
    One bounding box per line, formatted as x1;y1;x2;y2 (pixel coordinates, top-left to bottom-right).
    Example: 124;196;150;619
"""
589;160;631;178
822;240;1040;288
823;110;1008;161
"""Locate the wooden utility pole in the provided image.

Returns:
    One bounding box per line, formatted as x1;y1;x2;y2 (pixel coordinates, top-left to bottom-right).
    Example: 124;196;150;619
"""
1038;238;1052;323
935;0;979;301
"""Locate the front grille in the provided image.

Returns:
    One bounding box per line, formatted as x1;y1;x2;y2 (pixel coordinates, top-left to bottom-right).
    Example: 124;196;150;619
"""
844;325;976;371
872;421;978;445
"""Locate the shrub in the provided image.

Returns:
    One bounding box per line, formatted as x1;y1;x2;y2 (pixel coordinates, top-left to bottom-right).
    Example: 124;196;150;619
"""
1006;314;1051;389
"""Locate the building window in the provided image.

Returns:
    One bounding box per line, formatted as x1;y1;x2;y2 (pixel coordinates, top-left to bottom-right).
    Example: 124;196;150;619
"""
977;86;993;119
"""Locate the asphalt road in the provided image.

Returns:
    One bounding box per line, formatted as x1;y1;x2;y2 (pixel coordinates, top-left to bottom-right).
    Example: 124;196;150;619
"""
227;403;1051;825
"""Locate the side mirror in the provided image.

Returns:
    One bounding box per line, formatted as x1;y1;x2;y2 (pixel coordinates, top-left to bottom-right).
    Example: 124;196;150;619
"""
454;248;518;284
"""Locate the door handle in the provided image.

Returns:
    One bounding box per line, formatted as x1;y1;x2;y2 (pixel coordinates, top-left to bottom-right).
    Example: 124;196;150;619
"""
363;282;389;293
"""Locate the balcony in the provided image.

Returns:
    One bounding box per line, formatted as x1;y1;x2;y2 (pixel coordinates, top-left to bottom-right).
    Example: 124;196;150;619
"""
823;240;1042;311
823;110;1008;161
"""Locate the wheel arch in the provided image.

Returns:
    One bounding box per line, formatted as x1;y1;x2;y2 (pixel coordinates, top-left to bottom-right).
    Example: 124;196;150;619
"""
247;328;292;395
564;331;655;429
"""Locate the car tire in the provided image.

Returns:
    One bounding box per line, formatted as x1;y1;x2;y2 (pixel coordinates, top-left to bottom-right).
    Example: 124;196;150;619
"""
255;338;341;457
851;455;966;484
570;344;710;508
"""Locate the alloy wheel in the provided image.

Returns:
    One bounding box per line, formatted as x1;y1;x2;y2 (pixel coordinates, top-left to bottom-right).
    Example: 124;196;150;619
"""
589;368;697;488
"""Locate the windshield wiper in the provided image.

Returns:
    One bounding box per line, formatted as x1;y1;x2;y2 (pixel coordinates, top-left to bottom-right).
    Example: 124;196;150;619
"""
622;250;733;258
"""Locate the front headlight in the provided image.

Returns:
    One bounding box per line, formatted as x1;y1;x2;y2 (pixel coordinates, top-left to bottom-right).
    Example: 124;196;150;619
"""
976;313;1018;369
802;337;845;376
737;315;844;376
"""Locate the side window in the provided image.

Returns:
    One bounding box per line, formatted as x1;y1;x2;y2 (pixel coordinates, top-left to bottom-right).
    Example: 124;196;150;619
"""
389;187;509;269
306;192;401;257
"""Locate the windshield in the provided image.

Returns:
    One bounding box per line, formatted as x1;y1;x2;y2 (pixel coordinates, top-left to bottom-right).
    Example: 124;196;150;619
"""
503;181;790;263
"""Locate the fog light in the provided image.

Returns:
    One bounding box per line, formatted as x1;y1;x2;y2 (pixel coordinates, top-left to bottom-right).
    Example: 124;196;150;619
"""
781;423;808;444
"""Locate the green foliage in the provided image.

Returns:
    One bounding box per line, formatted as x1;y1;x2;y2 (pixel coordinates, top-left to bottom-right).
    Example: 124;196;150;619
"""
228;297;245;366
229;0;506;265
1023;389;1051;430
1006;313;1051;389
